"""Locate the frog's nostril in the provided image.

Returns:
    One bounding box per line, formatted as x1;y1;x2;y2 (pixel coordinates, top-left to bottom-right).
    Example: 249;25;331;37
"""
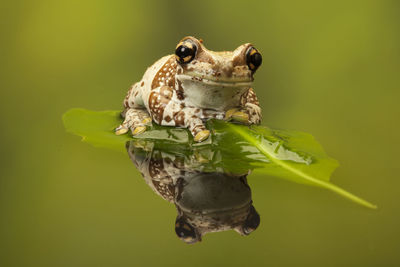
222;66;234;77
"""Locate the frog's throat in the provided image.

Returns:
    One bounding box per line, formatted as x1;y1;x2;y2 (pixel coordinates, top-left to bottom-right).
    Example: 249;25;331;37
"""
177;74;253;87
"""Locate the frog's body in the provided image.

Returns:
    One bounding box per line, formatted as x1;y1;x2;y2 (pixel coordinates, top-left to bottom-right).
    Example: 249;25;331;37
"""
116;36;262;142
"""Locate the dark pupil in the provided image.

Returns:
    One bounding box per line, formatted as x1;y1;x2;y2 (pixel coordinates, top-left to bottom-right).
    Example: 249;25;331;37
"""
175;219;197;240
176;45;193;59
250;52;262;67
176;225;195;238
243;206;260;235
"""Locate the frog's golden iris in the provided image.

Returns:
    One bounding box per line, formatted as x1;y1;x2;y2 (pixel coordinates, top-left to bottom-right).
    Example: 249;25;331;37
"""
175;40;197;64
175;216;200;244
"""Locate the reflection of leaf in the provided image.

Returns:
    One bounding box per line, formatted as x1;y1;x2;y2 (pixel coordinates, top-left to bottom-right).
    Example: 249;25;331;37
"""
62;108;376;209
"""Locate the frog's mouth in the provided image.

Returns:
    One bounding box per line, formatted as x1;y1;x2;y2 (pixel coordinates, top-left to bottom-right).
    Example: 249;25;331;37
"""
177;74;253;87
179;200;251;216
176;73;252;110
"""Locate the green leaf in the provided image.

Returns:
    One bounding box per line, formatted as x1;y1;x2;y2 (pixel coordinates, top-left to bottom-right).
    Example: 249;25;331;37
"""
209;120;337;184
62;108;377;209
224;122;376;209
63;109;130;152
62;108;191;152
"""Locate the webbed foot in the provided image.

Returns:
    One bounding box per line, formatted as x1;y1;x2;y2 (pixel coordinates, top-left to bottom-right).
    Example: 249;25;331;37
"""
194;129;210;142
225;106;261;125
132;126;147;136
115;108;152;137
231;111;250;124
115;126;129;135
225;108;239;120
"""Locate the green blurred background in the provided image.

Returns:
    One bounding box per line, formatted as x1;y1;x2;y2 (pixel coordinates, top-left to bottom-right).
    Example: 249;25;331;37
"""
1;0;399;266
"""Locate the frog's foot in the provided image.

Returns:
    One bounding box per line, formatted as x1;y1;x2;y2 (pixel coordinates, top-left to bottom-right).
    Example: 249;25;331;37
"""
231;111;250;124
225;108;239;120
115;108;152;136
225;108;250;124
226;104;261;125
131;125;147;136
189;121;210;143
194;129;210;142
129;117;152;136
115;122;149;136
115;125;129;135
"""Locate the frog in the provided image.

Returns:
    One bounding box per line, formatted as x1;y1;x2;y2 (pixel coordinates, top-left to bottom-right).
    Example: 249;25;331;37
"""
116;36;262;142
126;140;261;244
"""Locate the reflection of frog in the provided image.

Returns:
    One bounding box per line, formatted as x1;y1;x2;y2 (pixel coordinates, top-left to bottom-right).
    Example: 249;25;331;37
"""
116;36;262;142
127;141;260;244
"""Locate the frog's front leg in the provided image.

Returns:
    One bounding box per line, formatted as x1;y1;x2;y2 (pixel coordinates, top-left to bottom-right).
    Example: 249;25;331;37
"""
116;82;152;135
148;86;210;142
174;108;210;142
226;88;262;125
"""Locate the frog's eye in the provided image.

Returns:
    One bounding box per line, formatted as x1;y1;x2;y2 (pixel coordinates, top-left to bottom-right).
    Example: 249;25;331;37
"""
246;46;262;71
175;216;201;244
242;205;260;235
175;40;197;64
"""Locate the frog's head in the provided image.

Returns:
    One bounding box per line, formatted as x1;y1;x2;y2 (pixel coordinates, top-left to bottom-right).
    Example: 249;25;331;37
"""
173;174;261;244
174;36;262;110
174;204;261;244
175;36;262;82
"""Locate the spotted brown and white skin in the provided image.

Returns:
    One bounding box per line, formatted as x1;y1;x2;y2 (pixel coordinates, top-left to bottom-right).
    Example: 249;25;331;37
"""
116;36;263;142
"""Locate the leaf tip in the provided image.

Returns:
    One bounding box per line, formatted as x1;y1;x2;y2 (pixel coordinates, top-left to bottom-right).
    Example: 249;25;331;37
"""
366;203;378;210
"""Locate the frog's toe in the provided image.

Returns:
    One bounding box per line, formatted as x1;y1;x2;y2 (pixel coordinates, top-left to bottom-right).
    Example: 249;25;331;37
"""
194;130;210;142
115;125;129;135
132;126;147;136
141;117;152;125
225;108;239;120
231;111;250;124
